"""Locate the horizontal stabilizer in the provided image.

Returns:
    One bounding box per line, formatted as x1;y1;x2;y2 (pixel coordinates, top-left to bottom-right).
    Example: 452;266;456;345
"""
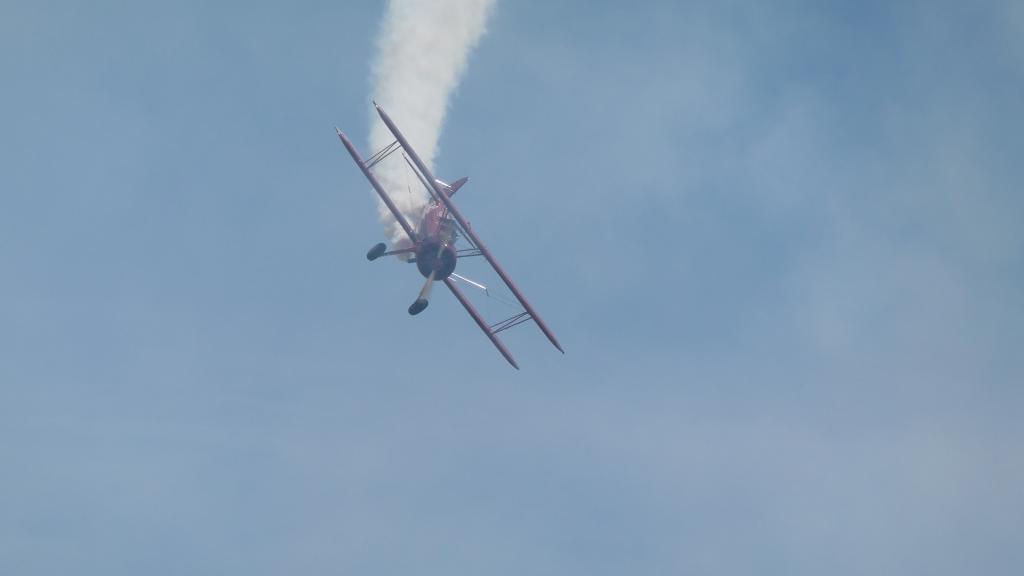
436;176;469;197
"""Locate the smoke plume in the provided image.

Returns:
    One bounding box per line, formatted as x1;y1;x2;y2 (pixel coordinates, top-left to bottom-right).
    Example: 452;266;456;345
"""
368;0;496;245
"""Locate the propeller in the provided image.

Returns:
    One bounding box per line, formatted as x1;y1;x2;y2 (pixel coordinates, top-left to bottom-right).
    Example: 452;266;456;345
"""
408;243;446;315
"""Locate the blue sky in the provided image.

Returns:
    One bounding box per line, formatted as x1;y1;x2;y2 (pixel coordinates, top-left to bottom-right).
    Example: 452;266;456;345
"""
1;1;1022;574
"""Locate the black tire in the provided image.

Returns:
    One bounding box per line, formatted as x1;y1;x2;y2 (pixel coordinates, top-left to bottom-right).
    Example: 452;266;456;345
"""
408;299;429;315
366;242;387;261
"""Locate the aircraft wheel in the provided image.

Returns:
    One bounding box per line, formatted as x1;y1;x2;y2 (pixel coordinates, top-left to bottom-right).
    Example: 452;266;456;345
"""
367;242;387;261
408;298;429;315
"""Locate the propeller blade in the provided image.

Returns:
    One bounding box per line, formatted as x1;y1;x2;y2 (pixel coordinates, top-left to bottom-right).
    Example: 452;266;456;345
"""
418;270;436;301
409;243;446;315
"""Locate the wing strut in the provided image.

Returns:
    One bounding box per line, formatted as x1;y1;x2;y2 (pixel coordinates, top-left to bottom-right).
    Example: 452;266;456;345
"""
335;128;417;243
443;278;519;369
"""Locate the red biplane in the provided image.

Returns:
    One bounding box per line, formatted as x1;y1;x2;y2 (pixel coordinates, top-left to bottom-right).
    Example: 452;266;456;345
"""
335;103;563;369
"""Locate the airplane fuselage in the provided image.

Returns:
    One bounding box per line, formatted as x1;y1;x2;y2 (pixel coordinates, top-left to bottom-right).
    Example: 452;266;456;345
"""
413;203;457;279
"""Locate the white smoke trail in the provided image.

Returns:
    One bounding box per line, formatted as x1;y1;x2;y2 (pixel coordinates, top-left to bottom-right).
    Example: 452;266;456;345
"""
368;0;496;246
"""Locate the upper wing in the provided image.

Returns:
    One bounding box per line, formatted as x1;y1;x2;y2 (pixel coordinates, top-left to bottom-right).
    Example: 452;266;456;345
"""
335;127;418;243
375;104;564;354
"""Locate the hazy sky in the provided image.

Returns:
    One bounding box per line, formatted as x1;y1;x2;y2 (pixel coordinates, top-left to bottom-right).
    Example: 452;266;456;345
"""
2;1;1022;574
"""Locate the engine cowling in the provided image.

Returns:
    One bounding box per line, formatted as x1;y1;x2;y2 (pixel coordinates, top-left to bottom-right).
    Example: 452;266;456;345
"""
415;241;456;279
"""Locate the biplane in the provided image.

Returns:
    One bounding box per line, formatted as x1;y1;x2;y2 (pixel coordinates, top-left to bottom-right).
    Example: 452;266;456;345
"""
335;103;563;369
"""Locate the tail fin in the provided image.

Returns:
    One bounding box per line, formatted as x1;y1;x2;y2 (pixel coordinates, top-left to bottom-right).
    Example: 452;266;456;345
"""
435;176;469;197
